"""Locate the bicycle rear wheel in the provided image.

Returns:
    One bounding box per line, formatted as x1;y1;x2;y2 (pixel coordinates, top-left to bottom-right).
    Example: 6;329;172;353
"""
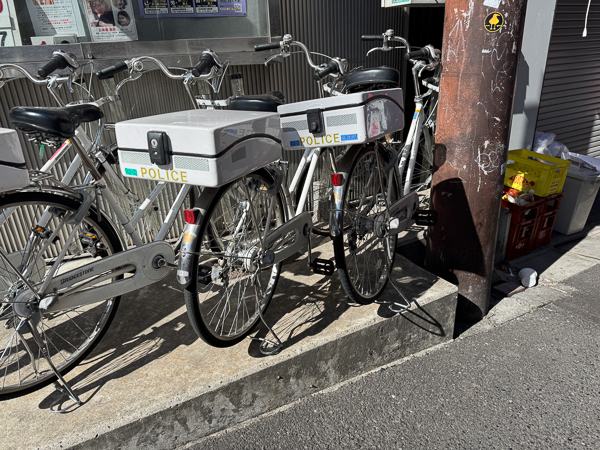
0;191;122;399
184;169;284;347
333;144;398;305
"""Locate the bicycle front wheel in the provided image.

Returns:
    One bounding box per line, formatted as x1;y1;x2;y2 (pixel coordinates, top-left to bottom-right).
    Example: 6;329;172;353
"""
184;169;284;347
0;191;123;399
333;144;398;305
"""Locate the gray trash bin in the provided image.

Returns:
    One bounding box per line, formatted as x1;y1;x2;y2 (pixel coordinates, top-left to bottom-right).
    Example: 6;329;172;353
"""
554;159;600;235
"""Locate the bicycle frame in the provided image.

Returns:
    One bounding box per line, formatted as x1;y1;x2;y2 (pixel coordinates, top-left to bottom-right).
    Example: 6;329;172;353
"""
0;53;228;305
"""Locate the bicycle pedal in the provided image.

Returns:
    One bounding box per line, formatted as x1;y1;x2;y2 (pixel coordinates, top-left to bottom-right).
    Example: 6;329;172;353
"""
413;209;438;226
311;258;335;276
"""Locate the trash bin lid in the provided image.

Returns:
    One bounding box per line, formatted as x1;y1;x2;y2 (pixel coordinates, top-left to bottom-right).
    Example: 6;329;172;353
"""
567;160;600;182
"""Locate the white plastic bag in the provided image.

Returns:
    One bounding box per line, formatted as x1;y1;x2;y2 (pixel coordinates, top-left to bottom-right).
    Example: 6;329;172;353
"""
532;131;556;154
547;141;569;160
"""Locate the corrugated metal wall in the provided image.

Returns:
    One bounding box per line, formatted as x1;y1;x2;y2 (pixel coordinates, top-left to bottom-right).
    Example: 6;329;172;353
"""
537;0;600;157
0;0;407;248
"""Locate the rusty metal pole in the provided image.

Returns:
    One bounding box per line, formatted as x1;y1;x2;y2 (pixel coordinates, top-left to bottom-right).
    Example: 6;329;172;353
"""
425;0;528;322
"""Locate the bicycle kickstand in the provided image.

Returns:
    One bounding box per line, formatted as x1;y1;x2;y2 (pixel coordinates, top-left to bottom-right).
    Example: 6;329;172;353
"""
24;317;81;412
245;278;283;356
388;277;412;313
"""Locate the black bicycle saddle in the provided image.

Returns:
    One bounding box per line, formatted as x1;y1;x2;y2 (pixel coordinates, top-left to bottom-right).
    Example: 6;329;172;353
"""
342;68;400;94
10;104;104;139
229;91;286;113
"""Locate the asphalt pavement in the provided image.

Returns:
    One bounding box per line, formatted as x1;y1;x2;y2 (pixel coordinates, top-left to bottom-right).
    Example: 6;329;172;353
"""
184;207;600;449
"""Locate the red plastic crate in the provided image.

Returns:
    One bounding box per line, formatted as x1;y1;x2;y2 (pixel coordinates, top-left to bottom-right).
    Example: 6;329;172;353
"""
505;218;537;260
502;188;562;260
532;195;562;249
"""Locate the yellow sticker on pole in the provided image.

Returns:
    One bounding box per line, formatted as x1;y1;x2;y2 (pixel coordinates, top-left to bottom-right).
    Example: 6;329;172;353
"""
485;12;504;32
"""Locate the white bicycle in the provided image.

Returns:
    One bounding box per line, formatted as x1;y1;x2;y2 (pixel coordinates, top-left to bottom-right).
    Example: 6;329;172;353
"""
0;51;229;410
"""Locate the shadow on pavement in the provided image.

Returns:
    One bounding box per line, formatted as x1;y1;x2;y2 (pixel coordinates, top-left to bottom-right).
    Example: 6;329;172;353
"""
38;274;198;410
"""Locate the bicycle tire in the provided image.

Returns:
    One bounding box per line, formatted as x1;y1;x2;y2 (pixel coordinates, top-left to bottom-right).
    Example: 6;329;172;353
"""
0;191;123;399
333;144;398;305
294;147;337;235
184;169;284;347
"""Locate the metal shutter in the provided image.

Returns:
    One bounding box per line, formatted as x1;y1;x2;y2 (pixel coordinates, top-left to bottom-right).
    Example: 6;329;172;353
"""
537;0;600;157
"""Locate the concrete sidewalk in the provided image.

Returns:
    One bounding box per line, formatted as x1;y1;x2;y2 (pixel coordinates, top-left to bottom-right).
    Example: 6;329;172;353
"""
1;239;457;450
187;203;600;449
3;199;598;449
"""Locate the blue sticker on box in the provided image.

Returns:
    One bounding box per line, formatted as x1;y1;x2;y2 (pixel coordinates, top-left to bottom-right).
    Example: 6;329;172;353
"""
341;134;358;142
290;140;301;147
125;168;137;176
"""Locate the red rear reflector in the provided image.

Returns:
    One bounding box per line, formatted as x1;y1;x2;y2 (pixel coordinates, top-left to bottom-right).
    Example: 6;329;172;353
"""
184;209;197;224
331;173;343;186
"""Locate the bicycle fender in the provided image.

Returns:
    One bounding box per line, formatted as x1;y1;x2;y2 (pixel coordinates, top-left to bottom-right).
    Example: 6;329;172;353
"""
329;144;364;240
330;178;346;239
177;223;201;288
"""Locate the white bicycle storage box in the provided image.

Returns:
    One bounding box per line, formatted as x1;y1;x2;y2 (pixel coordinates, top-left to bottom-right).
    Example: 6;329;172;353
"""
116;109;282;187
278;88;404;151
0;128;30;192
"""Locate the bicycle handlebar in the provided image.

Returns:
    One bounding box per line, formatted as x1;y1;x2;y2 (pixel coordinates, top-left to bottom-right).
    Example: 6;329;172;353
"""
255;34;345;80
0;64;70;85
37;50;78;78
96;62;129;80
254;41;281;51
405;48;430;60
314;59;340;80
38;56;63;78
191;53;216;77
361;35;385;41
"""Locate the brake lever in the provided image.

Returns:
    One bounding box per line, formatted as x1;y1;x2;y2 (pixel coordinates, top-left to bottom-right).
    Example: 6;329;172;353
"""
366;45;405;57
264;52;289;66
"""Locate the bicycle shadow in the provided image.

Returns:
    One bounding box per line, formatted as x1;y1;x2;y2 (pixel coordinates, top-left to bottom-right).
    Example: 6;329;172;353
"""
37;274;199;411
248;244;448;357
247;246;350;358
375;259;447;337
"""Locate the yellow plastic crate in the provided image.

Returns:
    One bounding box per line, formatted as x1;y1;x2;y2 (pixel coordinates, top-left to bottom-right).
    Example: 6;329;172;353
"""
505;149;571;197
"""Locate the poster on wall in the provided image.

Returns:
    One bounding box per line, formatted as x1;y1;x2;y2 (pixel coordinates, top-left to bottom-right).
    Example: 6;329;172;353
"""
0;0;16;47
142;0;168;15
169;0;193;14
25;0;87;37
138;0;245;18
83;0;138;42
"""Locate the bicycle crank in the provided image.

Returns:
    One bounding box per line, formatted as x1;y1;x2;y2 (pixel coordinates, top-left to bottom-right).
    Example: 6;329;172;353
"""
375;191;420;237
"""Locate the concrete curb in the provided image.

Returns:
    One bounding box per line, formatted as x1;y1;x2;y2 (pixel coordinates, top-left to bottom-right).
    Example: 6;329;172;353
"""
70;258;457;450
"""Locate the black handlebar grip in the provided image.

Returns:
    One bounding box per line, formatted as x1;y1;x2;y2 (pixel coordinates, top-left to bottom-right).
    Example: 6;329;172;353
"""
314;60;339;81
191;54;215;77
37;54;66;78
96;62;128;80
361;35;384;41
254;42;281;51
405;48;430;60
